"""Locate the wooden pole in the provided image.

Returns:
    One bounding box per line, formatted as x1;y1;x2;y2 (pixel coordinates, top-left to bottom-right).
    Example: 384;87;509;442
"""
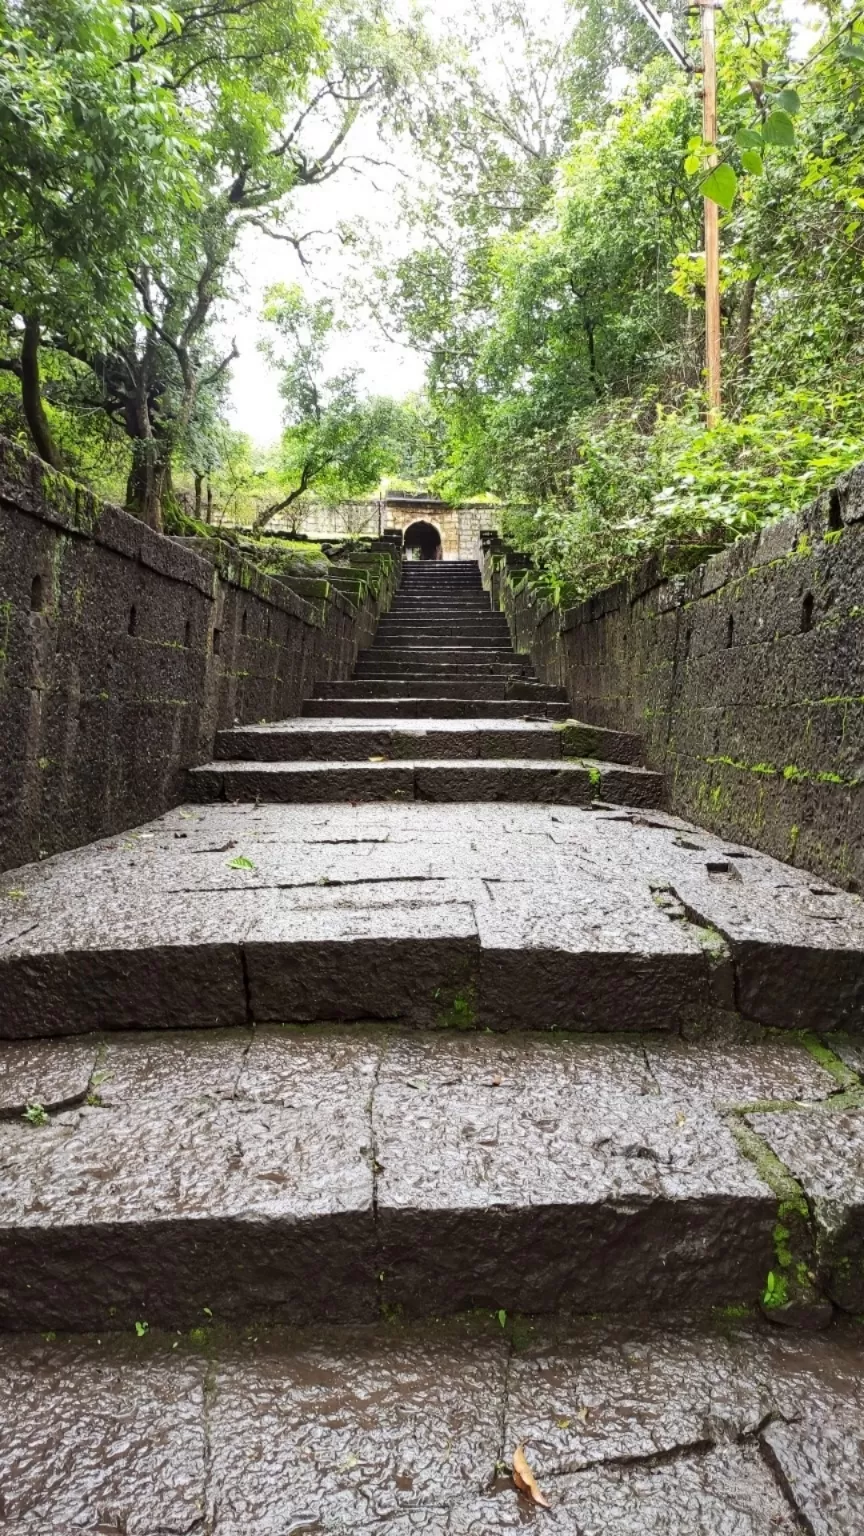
700;0;721;424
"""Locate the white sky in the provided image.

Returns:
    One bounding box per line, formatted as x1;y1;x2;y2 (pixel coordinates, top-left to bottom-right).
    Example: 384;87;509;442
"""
224;0;824;447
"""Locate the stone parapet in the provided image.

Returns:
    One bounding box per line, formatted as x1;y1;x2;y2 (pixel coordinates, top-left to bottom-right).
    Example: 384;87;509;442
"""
480;470;864;890
0;438;398;869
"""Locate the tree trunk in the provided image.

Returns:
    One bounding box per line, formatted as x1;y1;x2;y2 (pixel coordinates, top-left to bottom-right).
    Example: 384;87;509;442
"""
206;477;213;522
583;312;601;400
194;472;204;519
21;317;64;471
733;276;757;376
125;438;171;531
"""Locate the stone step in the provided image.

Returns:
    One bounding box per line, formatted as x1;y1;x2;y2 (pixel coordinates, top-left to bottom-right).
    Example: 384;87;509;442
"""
0;1024;855;1332
1;1311;860;1530
356;664;533;680
374;624;510;638
189;757;664;809
317;679;567;702
370;638;515;653
376;605;504;617
372;633;514;649
390;594;490;603
2;799;862;1038
399;583;484;592
364;647;523;666
215;719;569;761
303;697;570;718
387;606;494;617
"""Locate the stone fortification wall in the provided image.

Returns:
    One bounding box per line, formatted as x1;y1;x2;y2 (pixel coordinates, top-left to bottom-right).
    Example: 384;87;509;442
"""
290;501;381;540
482;469;864;891
0;439;398;870
270;498;503;560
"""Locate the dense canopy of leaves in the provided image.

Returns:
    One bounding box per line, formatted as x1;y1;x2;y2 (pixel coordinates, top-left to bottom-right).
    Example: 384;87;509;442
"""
380;0;864;596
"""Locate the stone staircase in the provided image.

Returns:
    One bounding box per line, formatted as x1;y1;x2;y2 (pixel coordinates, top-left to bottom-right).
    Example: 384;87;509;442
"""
0;557;863;1530
191;559;664;806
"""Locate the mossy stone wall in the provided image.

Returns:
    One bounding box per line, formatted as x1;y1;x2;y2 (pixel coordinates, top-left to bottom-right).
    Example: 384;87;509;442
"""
482;468;864;891
0;438;398;870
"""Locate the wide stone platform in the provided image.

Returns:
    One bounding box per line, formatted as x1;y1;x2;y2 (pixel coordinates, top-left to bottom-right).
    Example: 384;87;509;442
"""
2;800;863;1035
1;1313;862;1532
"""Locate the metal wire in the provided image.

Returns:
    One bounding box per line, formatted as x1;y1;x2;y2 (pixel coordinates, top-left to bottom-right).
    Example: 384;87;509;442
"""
630;0;694;74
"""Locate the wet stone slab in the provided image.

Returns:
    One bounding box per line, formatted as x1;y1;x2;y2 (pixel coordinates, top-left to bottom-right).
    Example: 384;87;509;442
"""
0;1335;208;1534
4;801;862;1037
208;1331;509;1535
374;1033;776;1314
0;1036;99;1114
0;1029;379;1330
644;1037;839;1108
0;1028;847;1330
0;1316;862;1533
452;1446;799;1533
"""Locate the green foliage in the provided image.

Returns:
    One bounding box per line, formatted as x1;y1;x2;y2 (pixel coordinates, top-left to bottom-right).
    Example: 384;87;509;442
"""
383;1;864;597
1;0;420;527
254;283;427;526
0;0;197;341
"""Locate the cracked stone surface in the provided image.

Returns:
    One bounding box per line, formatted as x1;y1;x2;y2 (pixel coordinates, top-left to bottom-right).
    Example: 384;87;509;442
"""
0;1334;208;1532
0;1028;850;1329
0;1036;99;1113
747;1105;864;1312
374;1033;775;1314
0;1316;862;1533
2;800;862;1037
644;1037;839;1108
0;1029;379;1330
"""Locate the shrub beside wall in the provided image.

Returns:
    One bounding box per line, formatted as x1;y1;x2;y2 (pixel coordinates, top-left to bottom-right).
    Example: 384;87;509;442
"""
0;439;398;870
482;467;864;892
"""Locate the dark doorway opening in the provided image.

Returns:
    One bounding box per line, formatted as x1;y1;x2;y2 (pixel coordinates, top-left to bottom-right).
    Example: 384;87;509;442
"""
404;520;442;560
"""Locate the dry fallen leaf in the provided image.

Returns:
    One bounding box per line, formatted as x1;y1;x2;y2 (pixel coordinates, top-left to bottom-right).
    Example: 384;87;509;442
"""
512;1444;551;1509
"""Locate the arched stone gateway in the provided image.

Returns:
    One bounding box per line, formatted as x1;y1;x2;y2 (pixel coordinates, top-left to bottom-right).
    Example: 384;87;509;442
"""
403;519;443;560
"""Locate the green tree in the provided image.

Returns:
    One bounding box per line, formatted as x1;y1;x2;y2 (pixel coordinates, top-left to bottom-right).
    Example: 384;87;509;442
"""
0;0;197;469
375;1;864;590
3;0;420;529
253;283;408;528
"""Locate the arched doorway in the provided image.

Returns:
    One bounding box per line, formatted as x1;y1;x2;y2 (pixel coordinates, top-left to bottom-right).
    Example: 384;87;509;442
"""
404;520;443;560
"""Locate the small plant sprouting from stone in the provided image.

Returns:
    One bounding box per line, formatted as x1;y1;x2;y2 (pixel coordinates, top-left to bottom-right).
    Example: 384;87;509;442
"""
497;1309;507;1328
228;855;255;871
135;1320;149;1338
23;1102;48;1127
762;1270;789;1309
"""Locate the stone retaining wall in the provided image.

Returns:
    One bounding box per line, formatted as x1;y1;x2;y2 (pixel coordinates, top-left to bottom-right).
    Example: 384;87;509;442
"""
481;469;864;891
0;439;398;870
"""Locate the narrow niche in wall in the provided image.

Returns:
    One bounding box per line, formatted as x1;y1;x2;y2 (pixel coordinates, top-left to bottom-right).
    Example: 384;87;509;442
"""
828;489;843;532
801;592;815;633
184;620;192;648
30;575;43;612
128;604;137;636
725;615;734;648
241;609;248;636
212;627;222;656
